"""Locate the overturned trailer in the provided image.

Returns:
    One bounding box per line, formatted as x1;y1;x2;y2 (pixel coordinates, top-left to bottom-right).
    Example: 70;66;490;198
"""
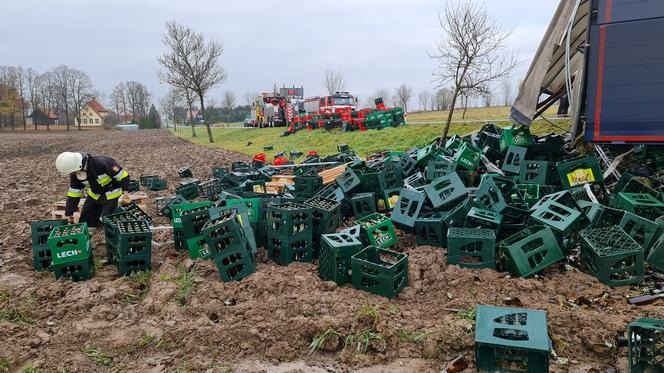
512;0;664;143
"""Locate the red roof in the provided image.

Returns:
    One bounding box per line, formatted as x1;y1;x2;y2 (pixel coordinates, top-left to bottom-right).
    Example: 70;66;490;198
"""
86;99;108;114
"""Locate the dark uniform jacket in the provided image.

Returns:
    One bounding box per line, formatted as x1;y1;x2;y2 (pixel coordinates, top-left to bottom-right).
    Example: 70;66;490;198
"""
65;155;130;215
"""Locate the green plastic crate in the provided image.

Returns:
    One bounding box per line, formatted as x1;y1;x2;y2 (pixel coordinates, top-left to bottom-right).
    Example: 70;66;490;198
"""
294;173;324;199
619;212;660;253
530;200;583;238
647;235;664;273
213;245;255;282
415;143;441;167
376;188;401;212
465;207;503;230
499;127;534;152
454;142;482;171
628;318;664;373
443;197;474;228
499;225;564;277
501;146;527;174
225;198;261;224
128;179;140;192
139;175;158;187
267;231;313;265
445;135;463;151
48;223;90;266
115;220;152;259
415;211;448;247
180;207;212;239
48;223;94;281
474;305;550;373
424;155;456;181
336;168;362;193
120;202;153;224
147;178;168;191
447;228;496;269
556;155;604;189
117;256;151;276
267;202;313;236
157;195;186;218
476;176;529;219
350;193;377;219
52;255;95;282
319;233;364;285
176;182;200;200
518;160;558;186
357;213;397;249
351;246;408;299
611;193;664;221
178;167;193;178
390;189;426;229
423;172;468;209
305;196;342;235
31;219;67;271
579;226;645;287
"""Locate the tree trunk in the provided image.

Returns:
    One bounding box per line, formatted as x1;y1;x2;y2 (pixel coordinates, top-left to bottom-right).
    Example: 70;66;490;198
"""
440;88;460;146
22;106;26;130
188;104;196;138
77;114;81;131
199;94;214;143
64;99;70;130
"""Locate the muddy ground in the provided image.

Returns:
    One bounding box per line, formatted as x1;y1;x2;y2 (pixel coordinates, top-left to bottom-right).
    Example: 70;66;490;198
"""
0;129;661;373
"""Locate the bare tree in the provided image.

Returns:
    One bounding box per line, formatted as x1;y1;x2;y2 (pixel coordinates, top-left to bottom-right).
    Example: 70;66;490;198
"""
51;65;74;130
418;91;431;112
158;20;228;143
110;83;128;121
69;68;94;130
321;69;345;96
395;84;413;112
243;91;259;107
431;1;518;142
482;91;493;107
181;87;197;138
502;78;513;106
125;81;151;119
159;88;183;130
222;90;236;125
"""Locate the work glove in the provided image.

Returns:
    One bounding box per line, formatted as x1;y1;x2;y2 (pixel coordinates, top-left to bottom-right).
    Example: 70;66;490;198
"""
121;192;132;205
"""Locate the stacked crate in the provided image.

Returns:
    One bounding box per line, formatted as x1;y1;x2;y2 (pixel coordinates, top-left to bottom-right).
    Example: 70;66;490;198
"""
48;223;94;281
267;202;313;265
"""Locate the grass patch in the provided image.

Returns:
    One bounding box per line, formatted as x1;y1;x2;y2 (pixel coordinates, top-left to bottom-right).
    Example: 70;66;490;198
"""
173;106;569;159
137;332;164;349
121;271;152;304
0;288;11;303
454;309;477;325
93;257;103;270
21;364;39;373
397;330;432;343
161;265;196;307
0;295;36;324
356;304;381;328
83;347;113;367
308;327;343;356
0;357;11;373
345;330;387;353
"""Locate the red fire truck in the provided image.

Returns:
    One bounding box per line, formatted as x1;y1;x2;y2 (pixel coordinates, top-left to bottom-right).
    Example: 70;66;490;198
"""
303;92;357;115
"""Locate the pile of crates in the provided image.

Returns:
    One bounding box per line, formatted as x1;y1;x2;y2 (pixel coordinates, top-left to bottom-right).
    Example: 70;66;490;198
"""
377;123;664;289
103;203;153;276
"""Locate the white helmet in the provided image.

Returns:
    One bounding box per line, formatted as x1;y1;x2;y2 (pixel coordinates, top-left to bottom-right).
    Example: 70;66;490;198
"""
55;152;84;176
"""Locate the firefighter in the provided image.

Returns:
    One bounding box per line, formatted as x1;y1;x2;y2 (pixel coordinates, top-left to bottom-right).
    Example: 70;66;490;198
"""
55;151;131;228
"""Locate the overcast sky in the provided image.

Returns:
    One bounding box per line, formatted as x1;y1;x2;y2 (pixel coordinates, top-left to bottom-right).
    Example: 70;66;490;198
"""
0;0;559;108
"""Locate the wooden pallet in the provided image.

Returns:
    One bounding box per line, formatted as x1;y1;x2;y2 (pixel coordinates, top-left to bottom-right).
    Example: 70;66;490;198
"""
319;164;347;185
51;210;81;223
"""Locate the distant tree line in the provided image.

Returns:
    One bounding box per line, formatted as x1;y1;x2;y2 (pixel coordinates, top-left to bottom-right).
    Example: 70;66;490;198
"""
0;65;97;130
